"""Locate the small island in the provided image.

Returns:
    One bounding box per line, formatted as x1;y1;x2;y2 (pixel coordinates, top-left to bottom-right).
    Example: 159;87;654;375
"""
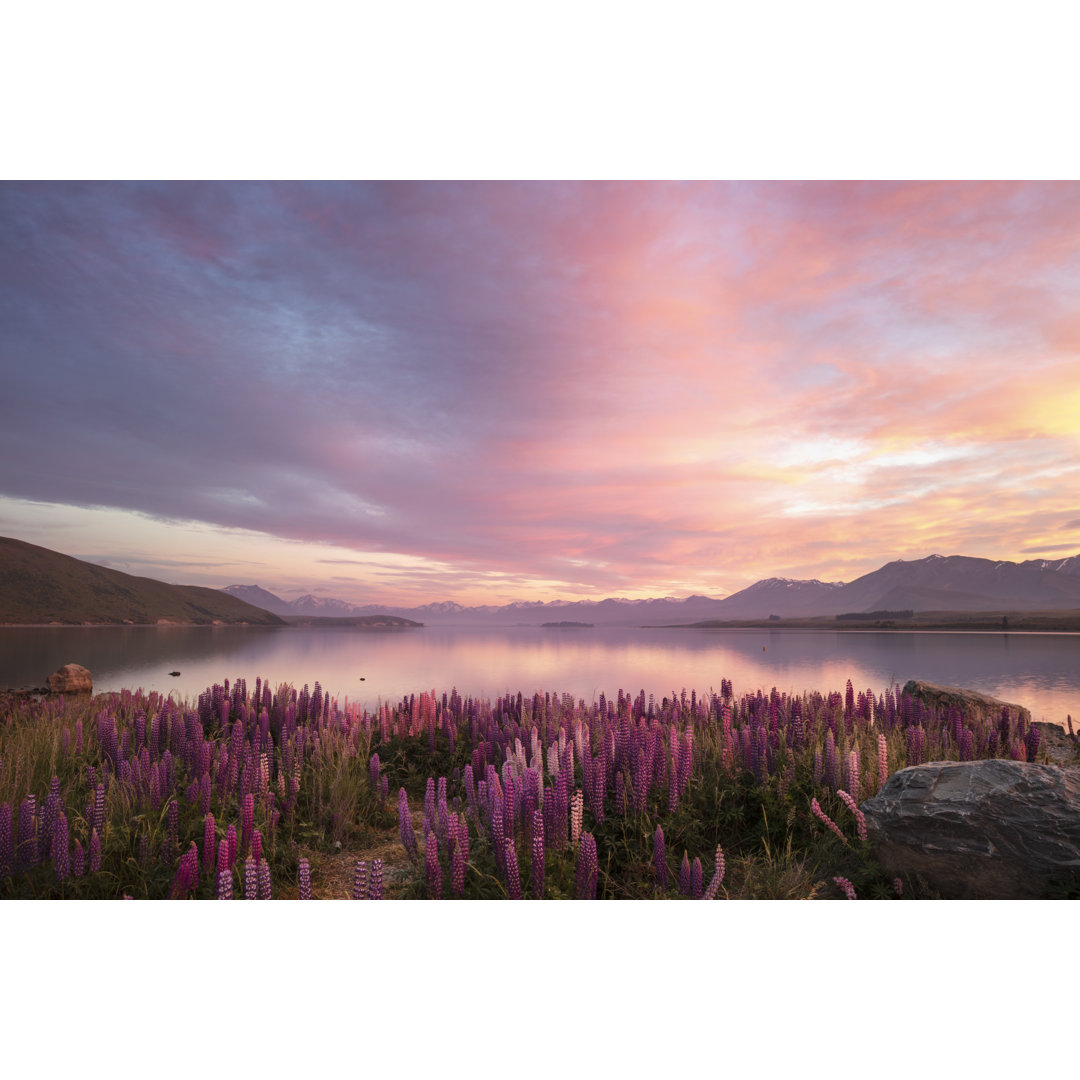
541;620;594;628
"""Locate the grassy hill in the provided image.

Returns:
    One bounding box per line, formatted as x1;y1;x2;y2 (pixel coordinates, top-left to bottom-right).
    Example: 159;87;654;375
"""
0;536;285;626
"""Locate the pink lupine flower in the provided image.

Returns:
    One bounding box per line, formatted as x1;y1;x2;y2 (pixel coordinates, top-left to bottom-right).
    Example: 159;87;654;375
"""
570;790;583;847
833;876;857;900
837;790;867;842
702;845;725;900
257;859;272;899
504;836;522;900
810;798;848;845
877;734;888;791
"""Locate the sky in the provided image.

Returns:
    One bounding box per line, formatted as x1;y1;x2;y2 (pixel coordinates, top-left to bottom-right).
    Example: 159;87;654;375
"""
2;180;1080;606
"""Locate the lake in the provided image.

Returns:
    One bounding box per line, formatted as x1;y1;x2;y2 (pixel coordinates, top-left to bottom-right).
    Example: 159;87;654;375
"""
2;624;1078;726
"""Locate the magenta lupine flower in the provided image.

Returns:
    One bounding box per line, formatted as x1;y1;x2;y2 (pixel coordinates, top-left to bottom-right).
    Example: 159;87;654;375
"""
72;838;85;878
833;876;857;900
53;813;70;882
877;734;888;791
226;823;237;869
298;858;312;900
679;852;691;896
241;792;254;855
217;868;233;900
653;825;668;890
702;845;725;900
504;836;522;900
837;790;868;842
0;803;12;878
810;798;848;845
170;842;199;899
451;831;466;898
244;855;257;899
893;877;903;898
691;857;704;899
352;859;369;900
203;813;216;876
425;832;442;899
398;788;417;858
368;858;384;900
531;810;545;899
258;859;272;899
89;827;102;874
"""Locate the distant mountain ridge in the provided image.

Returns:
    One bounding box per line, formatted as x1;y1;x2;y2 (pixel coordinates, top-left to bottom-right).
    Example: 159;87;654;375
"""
224;552;1080;625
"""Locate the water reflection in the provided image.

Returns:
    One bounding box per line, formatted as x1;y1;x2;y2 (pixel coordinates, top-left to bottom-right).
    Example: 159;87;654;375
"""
1;625;1077;725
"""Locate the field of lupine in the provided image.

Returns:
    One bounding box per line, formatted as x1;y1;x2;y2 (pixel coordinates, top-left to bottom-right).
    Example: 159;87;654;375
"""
0;676;1063;900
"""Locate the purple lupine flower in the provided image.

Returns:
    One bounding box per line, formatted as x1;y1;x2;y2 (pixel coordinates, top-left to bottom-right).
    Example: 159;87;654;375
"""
244;855;257;899
298;858;312;900
368;753;380;792
894;877;903;898
837;790;868;842
810;798;848;845
702;845;725;900
368;858;384;900
0;803;12;878
398;788;417;858
380;775;389;804
226;823;238;869
504;835;522;899
653;825;667;890
574;832;598;899
1026;725;1041;763
72;838;85;878
531;810;545;899
691;857;704;899
833;876;857;900
679;852;691;896
352;859;369;900
425;832;442;899
203;813;216;876
53;812;70;882
258;859;272;899
89;827;102;874
217;867;233;899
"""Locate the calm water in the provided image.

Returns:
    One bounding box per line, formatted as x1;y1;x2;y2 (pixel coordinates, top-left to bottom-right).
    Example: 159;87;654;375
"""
1;625;1078;725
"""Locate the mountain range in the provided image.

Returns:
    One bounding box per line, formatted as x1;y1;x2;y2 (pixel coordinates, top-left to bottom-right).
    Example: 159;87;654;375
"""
224;552;1080;626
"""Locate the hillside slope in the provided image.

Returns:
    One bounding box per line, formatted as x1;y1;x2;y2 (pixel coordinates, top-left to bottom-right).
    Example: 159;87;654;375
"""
0;537;285;625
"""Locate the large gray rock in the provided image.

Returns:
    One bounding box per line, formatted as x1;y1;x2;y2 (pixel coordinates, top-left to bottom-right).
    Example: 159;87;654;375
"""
861;759;1080;899
901;679;1031;727
46;663;92;694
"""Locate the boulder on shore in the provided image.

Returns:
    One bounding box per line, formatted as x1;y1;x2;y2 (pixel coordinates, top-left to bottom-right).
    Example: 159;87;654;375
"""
861;759;1080;899
901;679;1031;727
46;663;93;695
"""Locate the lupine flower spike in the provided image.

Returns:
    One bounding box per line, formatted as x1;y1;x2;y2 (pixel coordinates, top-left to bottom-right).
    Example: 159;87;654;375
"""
810;798;848;845
298;858;312;900
702;845;725;900
833;876;857;900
